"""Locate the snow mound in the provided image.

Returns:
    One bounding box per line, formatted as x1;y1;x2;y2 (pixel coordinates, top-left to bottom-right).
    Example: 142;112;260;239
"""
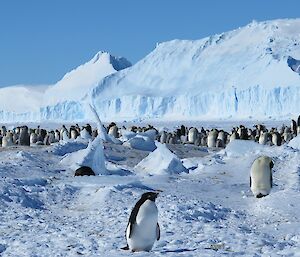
287;135;300;150
51;141;88;156
123;135;156;151
225;139;267;157
61;137;107;175
135;142;188;175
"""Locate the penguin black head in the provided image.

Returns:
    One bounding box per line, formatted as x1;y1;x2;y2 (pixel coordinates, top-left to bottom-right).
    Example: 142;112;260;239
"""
141;192;159;202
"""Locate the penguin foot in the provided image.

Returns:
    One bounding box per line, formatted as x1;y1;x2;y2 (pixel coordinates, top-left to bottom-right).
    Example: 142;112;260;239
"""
121;245;129;250
256;193;266;198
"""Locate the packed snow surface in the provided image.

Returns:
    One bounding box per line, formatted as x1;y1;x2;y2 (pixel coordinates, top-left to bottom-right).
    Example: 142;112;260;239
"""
1;122;300;256
1;19;300;122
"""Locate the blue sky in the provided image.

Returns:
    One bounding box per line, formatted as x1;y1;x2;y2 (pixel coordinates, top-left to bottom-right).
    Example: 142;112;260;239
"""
0;0;299;87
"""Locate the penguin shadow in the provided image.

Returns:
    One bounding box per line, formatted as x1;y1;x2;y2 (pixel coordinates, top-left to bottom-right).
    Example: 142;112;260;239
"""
160;248;197;253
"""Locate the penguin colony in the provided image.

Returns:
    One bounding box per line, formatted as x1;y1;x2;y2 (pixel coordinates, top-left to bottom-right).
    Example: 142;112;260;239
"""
1;116;299;148
1;117;298;251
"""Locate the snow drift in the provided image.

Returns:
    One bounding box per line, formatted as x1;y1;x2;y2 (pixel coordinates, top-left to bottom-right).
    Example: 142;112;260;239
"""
1;18;300;122
135;142;188;175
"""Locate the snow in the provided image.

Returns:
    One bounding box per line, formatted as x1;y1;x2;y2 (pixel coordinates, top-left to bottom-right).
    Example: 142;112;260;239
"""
134;142;188;175
123;135;156;152
0;52;131;122
1;121;300;256
1;19;300;122
44;51;131;105
89;18;300;121
288;135;300;150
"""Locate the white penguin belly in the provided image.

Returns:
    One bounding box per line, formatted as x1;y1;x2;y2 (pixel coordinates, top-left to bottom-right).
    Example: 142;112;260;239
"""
127;200;158;251
251;161;271;196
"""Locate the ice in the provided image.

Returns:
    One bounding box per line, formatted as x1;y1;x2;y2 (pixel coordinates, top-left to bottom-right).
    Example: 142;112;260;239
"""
1;19;300;122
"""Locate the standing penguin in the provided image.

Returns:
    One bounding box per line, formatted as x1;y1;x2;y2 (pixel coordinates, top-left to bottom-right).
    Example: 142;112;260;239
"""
19;126;30;146
188;127;198;144
250;156;274;198
123;192;160;252
207;129;218;147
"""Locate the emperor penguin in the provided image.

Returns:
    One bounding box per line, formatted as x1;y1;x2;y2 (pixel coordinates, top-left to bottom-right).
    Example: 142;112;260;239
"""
54;130;60;142
207;129;218;147
250;156;274;198
108;125;118;138
2;132;14;147
80;127;92;139
291;119;297;135
70;126;79;139
229;130;239;142
30;132;38;144
159;131;167;144
188;127;198;144
19;126;30;146
258;131;268;145
60;125;69;140
123;192;160;252
271;132;282;146
217;130;226;146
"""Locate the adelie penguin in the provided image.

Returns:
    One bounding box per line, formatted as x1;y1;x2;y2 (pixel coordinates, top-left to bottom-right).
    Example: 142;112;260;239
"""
122;192;160;252
250;156;274;198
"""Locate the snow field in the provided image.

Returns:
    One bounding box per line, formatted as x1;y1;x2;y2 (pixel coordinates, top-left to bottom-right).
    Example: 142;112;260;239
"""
0;132;300;256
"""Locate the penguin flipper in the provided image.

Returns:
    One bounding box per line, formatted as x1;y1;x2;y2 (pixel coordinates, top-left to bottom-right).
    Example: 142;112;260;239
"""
270;173;273;188
128;222;134;239
156;223;160;241
250;176;252;187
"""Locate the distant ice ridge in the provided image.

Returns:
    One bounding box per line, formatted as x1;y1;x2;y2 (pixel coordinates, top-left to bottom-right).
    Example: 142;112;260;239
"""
89;18;300;121
1;18;300;122
0;52;131;122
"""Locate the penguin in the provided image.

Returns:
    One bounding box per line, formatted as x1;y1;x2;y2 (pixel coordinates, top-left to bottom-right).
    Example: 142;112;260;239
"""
123;192;160;252
200;136;207;147
168;134;177;144
250;156;274;198
271;132;282;146
291;119;297;135
217;130;226;146
207;129;218;147
70;126;79;139
92;129;98;139
216;139;224;148
85;124;92;136
1;132;14;147
80;127;92;139
30;132;38;144
283;130;292;143
60;125;69;140
238;125;248;140
258;131;268;145
297;115;300;126
19;126;30;146
108;125;118;138
159;131;167;144
188;127;198;144
54;130;60;142
180;125;186;137
74;166;95;176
